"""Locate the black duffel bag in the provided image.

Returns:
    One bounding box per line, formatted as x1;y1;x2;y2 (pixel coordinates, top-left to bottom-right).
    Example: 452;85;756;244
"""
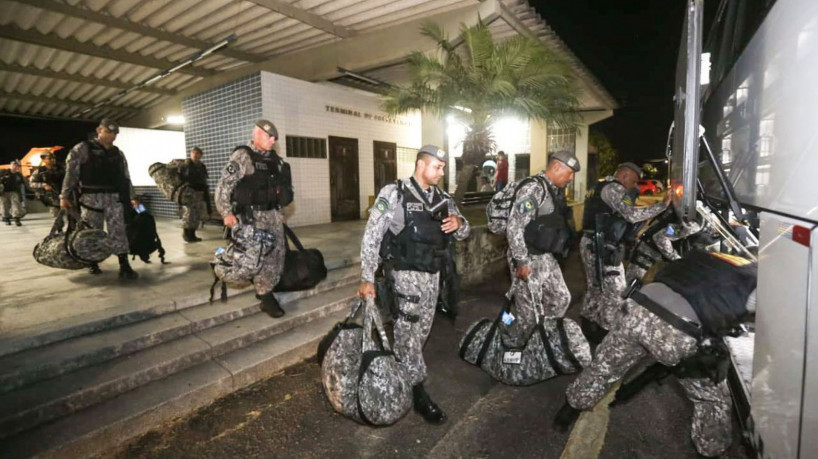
275;224;328;292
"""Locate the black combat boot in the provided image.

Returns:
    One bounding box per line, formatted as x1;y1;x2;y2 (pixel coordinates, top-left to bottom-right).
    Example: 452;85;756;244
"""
118;254;138;279
256;292;285;318
554;401;581;433
412;384;446;424
189;229;202;242
3;218;10;225
14;218;21;226
182;228;195;242
88;263;102;275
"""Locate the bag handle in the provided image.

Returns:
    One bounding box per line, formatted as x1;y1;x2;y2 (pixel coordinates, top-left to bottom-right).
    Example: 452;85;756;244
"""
362;297;392;353
283;224;304;251
506;278;546;324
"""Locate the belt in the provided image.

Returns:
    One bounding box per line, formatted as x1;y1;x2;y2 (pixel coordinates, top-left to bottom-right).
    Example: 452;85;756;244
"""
630;290;702;339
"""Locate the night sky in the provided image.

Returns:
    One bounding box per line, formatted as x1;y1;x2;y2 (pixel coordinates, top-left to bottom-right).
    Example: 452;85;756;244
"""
533;0;706;162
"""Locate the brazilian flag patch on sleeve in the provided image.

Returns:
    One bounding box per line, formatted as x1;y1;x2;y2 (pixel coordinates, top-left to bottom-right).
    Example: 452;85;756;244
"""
374;197;389;213
518;197;536;214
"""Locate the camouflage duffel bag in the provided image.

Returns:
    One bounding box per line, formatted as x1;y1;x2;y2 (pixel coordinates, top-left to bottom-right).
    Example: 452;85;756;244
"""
148;160;200;205
34;210;112;269
209;223;276;300
459;285;592;386
320;298;412;426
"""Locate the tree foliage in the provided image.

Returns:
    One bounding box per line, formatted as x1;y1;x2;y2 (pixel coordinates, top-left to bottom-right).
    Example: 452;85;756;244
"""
382;20;580;201
641;163;658;178
589;130;620;178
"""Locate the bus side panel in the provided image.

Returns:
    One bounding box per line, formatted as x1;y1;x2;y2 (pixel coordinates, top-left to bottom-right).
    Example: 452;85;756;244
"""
752;213;809;458
800;227;818;457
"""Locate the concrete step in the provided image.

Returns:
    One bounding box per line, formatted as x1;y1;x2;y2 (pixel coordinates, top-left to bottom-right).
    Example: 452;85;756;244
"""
0;256;360;359
0;285;358;439
0;264;360;393
0;311;348;459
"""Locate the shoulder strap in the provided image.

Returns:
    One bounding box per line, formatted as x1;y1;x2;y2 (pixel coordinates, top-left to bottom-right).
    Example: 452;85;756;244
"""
283;224;304;251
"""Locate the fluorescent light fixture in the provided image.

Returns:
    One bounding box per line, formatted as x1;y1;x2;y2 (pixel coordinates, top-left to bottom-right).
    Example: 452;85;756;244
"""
166;115;185;125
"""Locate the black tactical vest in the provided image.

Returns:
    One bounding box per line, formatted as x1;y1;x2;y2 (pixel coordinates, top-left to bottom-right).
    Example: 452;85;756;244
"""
79;140;125;192
232;147;293;212
0;172;24;192
33;165;65;188
183;161;208;191
523;178;574;256
582;178;630;243
391;179;448;273
655;251;757;337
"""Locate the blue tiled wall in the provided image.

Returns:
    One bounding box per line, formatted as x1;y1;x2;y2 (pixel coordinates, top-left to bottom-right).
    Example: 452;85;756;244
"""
182;72;263;218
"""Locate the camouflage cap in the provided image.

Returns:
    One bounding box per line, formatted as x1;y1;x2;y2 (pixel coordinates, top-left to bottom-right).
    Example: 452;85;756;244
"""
417;144;448;163
617;162;643;178
550;150;581;172
99;118;119;133
255;119;278;139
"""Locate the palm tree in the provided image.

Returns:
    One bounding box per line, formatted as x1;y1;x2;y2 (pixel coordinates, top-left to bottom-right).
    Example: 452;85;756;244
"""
383;20;580;202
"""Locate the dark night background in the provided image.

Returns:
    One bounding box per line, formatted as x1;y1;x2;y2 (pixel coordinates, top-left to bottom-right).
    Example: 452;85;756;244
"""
0;0;715;165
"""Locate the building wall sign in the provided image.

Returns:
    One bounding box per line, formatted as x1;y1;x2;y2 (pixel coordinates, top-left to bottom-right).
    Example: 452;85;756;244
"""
325;105;412;126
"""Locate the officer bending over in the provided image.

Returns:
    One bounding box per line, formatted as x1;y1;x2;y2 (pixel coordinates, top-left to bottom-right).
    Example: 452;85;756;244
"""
502;151;579;347
556;251;756;457
61;119;138;278
357;145;470;424
579;162;670;333
215;120;292;318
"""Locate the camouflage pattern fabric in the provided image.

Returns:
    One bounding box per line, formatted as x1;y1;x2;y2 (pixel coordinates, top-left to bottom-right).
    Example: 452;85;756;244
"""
212;223;276;287
626;222;701;283
460;308;591;386
181;193;207;229
78;193;128;254
501;254;570;347
0;191;25;219
581;179;668;330
33;233;86;269
215;145;286;296
321;299;412;425
566;298;731;457
392;269;440;386
148;161;199;205
68;226;113;263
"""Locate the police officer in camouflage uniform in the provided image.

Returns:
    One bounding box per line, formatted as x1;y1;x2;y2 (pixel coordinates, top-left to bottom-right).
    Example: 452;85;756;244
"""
0;160;26;226
60;119;138;279
179;146;209;242
29;152;64;218
216;120;292;319
579;162;671;333
557;251;756;457
502;151;580;347
357;145;470;424
626;209;701;283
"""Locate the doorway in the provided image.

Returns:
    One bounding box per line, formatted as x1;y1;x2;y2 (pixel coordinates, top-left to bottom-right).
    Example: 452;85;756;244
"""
373;141;397;195
328;136;360;221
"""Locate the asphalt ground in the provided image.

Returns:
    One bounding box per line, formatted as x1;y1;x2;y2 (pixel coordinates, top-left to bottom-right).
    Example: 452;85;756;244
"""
115;249;752;459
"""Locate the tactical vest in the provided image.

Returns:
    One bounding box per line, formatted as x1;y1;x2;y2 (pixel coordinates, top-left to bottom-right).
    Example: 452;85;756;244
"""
655;251;757;337
232;146;293;212
79;141;125;192
582;178;630;244
183;161;208;191
390;179;448;273
0;172;24;193
523;178;574;256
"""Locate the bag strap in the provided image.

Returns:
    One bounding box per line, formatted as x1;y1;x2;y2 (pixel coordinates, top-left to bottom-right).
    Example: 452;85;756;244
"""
208;263;228;303
283;224;305;251
50;209;67;236
556;319;582;371
538;324;565;375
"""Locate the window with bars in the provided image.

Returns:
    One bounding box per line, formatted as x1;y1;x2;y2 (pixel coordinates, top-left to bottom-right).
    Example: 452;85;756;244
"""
286;135;327;159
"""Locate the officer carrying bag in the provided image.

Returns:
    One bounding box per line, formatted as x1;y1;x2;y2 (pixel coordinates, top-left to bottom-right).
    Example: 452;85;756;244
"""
34;209;113;269
209;223;276;301
459;282;592;386
486;176;547;234
274;224;327;292
320;298;412;425
148;160;201;206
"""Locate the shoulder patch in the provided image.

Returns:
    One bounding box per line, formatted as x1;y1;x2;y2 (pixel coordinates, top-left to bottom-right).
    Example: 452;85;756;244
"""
518;197;537;214
374;197;389;213
621;195;634;206
222;161;239;177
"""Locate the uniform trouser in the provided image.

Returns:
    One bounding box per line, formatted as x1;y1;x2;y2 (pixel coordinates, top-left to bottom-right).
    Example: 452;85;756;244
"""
501;252;571;347
181;196;207;230
248;209;286;296
566;300;732;457
392;269;440;386
80;193;128;254
0;192;24;218
579;236;627;330
625;244;661;284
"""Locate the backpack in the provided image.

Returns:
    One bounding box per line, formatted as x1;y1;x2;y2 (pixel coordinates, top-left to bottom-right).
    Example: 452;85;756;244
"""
486;176;547;234
126;207;167;264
